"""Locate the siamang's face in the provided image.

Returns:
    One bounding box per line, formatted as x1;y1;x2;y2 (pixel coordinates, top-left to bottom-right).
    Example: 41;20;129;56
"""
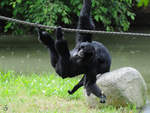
73;42;95;63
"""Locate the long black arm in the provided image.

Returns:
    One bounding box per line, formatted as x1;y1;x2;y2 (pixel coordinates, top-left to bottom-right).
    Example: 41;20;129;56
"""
76;0;95;43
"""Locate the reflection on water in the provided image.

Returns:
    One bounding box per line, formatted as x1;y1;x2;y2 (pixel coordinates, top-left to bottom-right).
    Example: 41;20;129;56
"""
0;35;53;74
0;33;150;98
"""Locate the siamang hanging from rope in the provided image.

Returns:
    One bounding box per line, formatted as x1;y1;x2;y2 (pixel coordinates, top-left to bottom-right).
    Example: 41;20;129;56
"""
37;0;111;103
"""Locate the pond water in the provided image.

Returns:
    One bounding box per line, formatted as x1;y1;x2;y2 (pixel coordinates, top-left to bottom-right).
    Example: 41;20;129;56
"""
0;33;150;99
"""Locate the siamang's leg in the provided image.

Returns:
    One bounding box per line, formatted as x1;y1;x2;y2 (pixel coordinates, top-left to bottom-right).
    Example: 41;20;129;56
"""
55;27;70;58
37;28;58;67
87;83;106;103
55;27;71;78
48;47;59;68
68;75;85;95
76;0;95;43
85;75;106;103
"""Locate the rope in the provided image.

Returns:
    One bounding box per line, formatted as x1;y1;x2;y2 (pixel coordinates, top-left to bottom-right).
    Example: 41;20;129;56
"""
0;15;150;37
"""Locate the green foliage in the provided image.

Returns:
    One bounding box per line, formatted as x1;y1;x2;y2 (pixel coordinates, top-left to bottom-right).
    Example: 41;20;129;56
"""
92;0;135;31
0;0;135;34
138;0;150;7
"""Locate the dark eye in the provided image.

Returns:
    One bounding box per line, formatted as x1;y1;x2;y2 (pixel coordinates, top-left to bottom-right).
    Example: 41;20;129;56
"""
80;45;85;49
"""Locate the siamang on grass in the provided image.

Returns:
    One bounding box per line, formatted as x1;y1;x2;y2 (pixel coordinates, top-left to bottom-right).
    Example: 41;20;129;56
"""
37;0;111;103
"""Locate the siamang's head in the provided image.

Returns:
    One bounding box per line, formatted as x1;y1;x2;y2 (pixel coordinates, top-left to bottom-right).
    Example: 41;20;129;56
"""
73;42;95;63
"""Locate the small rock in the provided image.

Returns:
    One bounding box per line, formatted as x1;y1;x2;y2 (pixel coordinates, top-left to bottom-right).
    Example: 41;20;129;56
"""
84;67;147;108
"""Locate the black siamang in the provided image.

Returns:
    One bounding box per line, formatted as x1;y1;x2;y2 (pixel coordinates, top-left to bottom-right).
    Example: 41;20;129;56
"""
37;0;111;103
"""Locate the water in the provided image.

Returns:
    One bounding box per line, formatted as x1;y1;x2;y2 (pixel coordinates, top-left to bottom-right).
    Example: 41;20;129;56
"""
0;33;150;98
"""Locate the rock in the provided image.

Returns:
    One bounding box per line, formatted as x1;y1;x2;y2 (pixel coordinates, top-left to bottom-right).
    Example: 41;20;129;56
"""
84;67;147;108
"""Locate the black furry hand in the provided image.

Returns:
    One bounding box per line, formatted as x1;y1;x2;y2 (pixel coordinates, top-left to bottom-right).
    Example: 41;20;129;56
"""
68;90;73;95
100;94;106;103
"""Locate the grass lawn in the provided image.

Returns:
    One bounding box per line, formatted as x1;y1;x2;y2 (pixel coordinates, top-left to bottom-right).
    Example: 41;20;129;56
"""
0;71;137;113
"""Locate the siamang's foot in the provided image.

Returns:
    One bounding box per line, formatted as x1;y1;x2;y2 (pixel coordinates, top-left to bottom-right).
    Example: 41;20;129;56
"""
37;27;55;47
100;94;106;103
86;90;91;96
68;90;73;95
56;26;64;40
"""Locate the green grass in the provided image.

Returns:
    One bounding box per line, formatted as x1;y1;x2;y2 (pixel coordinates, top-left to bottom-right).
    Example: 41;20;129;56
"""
0;71;137;113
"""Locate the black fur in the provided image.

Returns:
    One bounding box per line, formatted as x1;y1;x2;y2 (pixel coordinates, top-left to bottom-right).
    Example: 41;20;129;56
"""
37;0;111;103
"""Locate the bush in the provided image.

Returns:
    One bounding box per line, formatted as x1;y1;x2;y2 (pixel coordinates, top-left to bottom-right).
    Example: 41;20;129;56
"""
0;0;135;34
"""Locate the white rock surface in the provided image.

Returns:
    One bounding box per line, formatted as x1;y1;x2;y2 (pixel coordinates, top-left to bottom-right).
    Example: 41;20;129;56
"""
84;67;147;108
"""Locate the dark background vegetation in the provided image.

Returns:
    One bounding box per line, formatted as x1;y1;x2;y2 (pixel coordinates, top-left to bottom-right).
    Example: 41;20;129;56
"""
0;0;150;34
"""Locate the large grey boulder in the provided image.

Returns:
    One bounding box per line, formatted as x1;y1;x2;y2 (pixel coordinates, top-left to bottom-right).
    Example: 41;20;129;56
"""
84;67;147;108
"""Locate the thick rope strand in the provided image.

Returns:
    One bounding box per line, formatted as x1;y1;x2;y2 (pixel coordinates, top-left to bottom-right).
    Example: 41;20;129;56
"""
0;15;150;37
